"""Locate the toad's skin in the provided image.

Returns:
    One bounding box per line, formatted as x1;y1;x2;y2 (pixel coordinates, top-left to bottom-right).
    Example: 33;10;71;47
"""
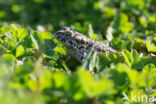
55;27;121;62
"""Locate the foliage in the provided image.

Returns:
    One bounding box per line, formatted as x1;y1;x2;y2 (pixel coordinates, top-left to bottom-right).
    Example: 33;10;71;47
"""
0;0;156;104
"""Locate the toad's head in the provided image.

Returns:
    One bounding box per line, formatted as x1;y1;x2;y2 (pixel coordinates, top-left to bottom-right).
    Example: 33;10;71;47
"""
55;26;74;43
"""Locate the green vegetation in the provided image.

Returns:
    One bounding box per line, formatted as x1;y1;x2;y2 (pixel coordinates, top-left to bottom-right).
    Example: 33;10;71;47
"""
0;0;156;104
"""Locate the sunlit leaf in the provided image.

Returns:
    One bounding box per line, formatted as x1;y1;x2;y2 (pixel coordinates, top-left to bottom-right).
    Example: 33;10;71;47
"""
16;45;25;57
54;47;66;55
30;32;39;50
123;49;133;67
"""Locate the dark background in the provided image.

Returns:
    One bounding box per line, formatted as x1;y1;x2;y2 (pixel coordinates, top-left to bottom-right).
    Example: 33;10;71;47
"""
1;0;156;35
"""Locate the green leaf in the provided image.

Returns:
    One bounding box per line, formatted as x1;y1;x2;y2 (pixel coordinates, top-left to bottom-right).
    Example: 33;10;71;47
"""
1;54;16;64
132;49;139;60
54;47;66;55
0;26;10;34
62;61;71;74
30;32;39;50
17;28;29;41
88;24;94;38
52;72;70;91
41;32;53;39
123;49;133;67
97;53;111;70
142;64;156;88
4;32;15;41
112;13;133;34
143;64;156;76
132;57;153;70
109;64;131;89
146;41;156;52
150;47;156;52
77;69;115;97
16;45;25;57
146;41;151;52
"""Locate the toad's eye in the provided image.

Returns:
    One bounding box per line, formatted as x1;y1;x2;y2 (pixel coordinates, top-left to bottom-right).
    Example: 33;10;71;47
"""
64;32;72;38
